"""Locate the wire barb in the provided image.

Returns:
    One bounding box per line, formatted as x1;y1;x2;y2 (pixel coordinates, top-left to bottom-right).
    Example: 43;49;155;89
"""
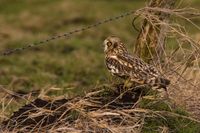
0;10;136;56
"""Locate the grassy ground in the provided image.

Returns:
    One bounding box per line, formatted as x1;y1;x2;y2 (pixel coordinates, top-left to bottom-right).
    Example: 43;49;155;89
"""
0;0;200;132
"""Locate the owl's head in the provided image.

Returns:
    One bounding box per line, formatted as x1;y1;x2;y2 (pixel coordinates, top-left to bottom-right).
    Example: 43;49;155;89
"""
103;36;128;54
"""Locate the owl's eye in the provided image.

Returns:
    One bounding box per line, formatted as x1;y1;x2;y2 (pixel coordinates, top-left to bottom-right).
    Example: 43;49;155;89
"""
106;42;112;46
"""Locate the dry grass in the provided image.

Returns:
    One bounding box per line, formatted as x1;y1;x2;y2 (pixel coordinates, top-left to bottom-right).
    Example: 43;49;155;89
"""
1;87;199;133
133;6;200;119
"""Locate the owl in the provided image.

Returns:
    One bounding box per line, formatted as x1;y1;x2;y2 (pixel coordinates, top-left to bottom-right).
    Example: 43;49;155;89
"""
103;36;170;90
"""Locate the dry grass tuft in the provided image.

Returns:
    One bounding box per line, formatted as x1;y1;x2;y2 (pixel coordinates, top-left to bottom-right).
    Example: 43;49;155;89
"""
133;6;200;119
0;86;200;132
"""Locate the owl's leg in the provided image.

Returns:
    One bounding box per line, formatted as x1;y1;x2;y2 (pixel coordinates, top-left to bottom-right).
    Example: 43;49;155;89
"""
116;78;132;99
123;78;133;89
114;79;129;99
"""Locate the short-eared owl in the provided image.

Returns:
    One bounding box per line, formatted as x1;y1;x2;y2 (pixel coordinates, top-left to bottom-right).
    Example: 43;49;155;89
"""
103;36;170;90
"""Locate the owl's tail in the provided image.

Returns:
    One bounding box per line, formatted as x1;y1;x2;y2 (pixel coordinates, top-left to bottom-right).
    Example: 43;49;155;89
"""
149;77;170;90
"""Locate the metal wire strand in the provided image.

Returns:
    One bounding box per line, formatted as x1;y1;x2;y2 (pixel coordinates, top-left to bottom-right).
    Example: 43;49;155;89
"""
0;10;136;56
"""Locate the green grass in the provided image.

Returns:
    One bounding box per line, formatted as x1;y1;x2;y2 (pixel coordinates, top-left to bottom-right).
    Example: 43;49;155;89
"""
138;97;200;133
143;116;200;133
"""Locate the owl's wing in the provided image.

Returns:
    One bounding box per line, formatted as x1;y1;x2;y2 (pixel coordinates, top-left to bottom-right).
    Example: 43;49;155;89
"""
117;54;160;77
105;56;147;84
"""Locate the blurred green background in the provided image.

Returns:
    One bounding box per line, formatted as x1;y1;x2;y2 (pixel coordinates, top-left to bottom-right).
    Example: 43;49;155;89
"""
0;0;199;97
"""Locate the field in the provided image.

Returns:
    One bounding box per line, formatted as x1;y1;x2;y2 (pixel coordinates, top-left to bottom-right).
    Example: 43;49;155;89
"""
0;0;200;132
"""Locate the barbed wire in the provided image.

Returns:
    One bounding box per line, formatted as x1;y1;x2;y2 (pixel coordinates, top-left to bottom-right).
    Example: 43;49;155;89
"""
0;10;137;56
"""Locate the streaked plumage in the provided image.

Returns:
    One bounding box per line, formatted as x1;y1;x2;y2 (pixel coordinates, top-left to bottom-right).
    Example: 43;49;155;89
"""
103;36;170;90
